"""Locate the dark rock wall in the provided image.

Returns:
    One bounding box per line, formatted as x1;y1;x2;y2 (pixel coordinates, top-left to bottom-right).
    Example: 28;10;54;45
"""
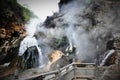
59;0;73;9
0;0;30;65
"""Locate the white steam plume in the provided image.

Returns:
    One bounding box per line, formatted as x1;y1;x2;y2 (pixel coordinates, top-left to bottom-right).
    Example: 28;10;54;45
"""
18;0;120;63
17;0;60;54
25;18;40;36
36;0;120;63
60;0;120;62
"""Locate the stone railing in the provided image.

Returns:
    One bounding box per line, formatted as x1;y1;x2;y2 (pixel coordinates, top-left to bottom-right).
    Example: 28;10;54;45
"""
31;62;99;80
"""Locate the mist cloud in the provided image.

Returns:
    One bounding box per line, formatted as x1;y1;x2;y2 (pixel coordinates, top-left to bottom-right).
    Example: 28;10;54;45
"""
19;0;120;63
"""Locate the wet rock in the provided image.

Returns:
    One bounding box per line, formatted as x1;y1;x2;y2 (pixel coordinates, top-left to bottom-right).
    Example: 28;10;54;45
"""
20;46;40;70
0;56;21;79
0;0;29;69
48;50;70;70
113;36;120;50
0;28;6;38
59;0;73;9
101;64;120;80
101;50;120;80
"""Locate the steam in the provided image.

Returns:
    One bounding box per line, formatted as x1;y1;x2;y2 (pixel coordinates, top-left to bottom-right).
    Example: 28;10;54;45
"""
61;0;86;24
19;36;39;56
36;0;120;62
17;0;61;66
61;0;120;62
58;0;97;62
18;19;46;67
34;0;96;62
19;0;120;63
25;18;40;36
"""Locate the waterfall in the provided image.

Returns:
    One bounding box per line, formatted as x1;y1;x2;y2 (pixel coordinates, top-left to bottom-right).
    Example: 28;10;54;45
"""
100;49;115;66
19;36;44;68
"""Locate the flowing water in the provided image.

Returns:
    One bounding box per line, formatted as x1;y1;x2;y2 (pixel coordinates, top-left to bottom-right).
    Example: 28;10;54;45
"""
19;36;45;68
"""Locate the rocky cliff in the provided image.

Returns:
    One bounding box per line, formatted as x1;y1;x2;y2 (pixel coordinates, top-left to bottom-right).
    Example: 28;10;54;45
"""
0;0;120;79
44;0;120;79
0;1;34;78
0;0;33;65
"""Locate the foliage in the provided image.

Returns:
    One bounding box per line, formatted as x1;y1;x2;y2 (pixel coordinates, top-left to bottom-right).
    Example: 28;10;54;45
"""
51;37;69;50
85;0;91;4
21;7;31;22
0;0;35;24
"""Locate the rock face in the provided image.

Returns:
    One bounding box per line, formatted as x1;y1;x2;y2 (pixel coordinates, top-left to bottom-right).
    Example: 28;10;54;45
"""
100;35;120;80
44;0;120;62
43;1;120;79
101;64;120;80
0;0;120;79
0;0;32;78
48;50;70;70
58;0;73;9
0;0;31;65
20;46;40;70
101;34;120;66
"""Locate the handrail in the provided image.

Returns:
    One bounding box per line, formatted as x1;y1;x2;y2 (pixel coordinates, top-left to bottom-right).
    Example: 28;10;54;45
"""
60;62;96;71
60;62;74;71
73;62;95;65
32;62;97;80
42;62;74;75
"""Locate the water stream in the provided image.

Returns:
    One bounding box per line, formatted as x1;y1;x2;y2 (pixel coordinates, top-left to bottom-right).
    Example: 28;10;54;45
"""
19;36;45;69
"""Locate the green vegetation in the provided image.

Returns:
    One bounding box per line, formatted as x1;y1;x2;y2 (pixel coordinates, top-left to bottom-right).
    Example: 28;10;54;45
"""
51;37;69;50
21;6;31;22
85;0;91;4
19;4;38;23
0;0;36;25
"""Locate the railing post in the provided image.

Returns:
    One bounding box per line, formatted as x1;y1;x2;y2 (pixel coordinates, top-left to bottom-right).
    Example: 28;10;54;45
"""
57;64;61;80
73;58;76;80
14;69;18;80
95;62;99;80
